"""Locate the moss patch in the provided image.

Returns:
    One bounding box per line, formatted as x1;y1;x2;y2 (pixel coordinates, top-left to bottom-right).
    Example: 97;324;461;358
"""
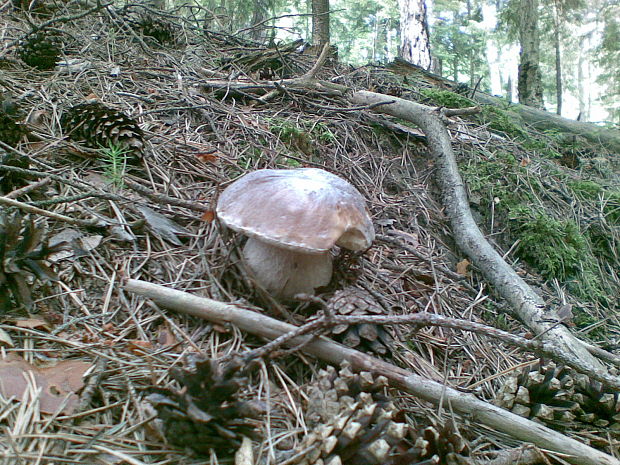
508;207;586;281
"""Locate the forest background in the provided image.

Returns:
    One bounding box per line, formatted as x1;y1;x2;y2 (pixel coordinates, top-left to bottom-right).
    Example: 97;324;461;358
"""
203;0;620;124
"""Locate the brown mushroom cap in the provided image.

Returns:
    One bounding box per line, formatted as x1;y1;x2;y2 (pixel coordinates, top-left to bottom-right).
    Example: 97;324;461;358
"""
216;168;374;253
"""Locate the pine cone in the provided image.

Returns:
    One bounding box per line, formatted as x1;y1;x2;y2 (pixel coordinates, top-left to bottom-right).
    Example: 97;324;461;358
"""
291;362;406;465
0;212;59;312
403;421;475;465
291;363;476;465
495;360;620;451
147;355;263;456
61;102;144;155
0;147;30;194
18;30;63;70
572;372;620;430
138;15;176;45
326;287;393;355
0;112;27;148
495;361;579;429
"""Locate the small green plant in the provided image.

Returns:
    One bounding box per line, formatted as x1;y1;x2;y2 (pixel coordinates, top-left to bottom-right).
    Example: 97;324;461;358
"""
100;143;129;187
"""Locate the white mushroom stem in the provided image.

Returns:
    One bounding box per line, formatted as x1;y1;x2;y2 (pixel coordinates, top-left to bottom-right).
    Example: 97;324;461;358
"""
243;237;332;299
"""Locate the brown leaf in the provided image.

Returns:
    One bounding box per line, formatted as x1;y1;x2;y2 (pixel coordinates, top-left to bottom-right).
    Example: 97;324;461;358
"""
412;273;435;286
520;157;531;167
201;210;215;222
14;318;51;331
196;151;219;163
0;353;91;414
128;340;153;354
456;258;471;276
156;325;176;346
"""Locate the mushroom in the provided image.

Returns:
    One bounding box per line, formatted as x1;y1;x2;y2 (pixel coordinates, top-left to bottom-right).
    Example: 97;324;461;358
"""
216;168;375;299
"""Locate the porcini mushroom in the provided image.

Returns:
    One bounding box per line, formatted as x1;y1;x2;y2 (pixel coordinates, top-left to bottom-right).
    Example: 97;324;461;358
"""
216;168;375;299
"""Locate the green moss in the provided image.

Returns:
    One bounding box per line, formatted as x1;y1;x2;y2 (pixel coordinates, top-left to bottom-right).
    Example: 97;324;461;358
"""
460;151;532;214
419;89;475;108
268;117;309;145
508;207;587;281
480;106;529;139
568;180;603;198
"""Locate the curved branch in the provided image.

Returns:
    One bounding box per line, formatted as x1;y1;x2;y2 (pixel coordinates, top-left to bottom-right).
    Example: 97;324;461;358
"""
348;91;610;378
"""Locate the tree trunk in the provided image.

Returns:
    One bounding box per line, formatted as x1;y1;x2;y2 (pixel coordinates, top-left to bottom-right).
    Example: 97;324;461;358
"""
250;0;268;42
517;0;544;109
311;0;330;46
398;0;431;69
506;75;513;103
553;0;563;115
578;41;586;119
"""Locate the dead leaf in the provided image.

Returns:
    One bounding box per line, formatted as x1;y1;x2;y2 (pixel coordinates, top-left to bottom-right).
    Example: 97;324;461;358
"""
411;273;435;286
0;353;91;414
520;157;531;167
201;210;215;222
196;151;219;163
557;303;574;324
157;325;178;348
102;322;116;332
456;258;471;276
128;340;154;354
375;218;396;227
389;230;419;246
14;318;51;331
0;328;15;347
48;228;103;262
26;110;49;129
136;205;190;246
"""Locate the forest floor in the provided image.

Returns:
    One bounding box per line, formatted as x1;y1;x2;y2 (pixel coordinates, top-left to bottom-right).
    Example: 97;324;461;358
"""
0;3;619;465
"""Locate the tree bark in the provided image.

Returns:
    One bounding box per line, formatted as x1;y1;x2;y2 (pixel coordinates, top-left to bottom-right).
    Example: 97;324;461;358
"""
311;0;330;46
398;0;431;69
553;0;563;115
517;0;544;109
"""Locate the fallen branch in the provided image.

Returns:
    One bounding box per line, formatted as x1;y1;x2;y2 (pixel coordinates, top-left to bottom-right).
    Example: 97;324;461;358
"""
348;91;611;378
123;278;620;465
0;195;107;228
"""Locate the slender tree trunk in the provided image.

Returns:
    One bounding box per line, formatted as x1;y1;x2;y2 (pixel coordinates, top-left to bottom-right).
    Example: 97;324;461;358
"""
506;75;513;103
250;0;268;42
312;0;330;46
578;39;586;120
517;0;544;109
469;50;475;88
398;0;432;69
553;0;563;115
453;53;458;82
